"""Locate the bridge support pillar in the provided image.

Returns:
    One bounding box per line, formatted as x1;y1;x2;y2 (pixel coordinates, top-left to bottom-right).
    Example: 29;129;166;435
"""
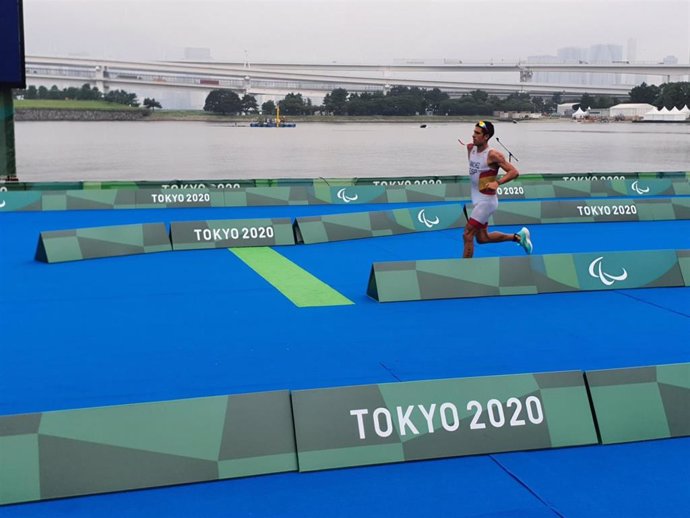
94;65;107;94
519;68;533;82
0;89;17;181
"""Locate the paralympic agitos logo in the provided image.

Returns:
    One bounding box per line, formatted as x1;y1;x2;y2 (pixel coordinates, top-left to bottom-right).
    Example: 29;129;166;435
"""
417;209;440;228
337;188;359;203
588;256;628;286
631;180;650;195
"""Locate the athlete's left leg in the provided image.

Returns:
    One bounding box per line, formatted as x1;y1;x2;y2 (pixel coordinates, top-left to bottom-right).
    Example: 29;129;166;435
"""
476;227;533;254
476;227;520;244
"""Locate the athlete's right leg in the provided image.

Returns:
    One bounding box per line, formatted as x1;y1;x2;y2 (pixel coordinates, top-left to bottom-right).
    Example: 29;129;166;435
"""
463;223;478;258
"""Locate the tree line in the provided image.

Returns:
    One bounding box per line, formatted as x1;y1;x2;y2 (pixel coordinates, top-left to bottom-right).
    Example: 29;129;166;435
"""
15;83;162;110
627;82;690;110
15;80;690;116
202;81;690;117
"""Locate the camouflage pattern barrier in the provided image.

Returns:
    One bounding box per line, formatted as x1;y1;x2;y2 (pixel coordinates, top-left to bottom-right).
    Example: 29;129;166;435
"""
679;250;690;286
586;363;690;444
0;190;42;211
35;223;171;263
367;249;687;302
474;197;690;226
2;171;688;192
291;371;597;471
489;177;690;200
0;176;457;191
0;391;297;505
0;190;138;212
295;204;464;244
0;184;467;212
2;361;689;505
2;179;690;213
170;218;295;250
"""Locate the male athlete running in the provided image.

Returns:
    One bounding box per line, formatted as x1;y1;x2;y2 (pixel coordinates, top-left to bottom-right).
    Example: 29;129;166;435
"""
459;120;533;258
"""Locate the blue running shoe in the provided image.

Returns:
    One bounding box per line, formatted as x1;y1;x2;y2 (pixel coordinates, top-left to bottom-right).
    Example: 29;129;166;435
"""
517;227;533;254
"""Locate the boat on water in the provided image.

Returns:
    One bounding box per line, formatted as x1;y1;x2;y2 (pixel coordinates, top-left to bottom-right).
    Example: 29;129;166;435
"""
250;106;296;128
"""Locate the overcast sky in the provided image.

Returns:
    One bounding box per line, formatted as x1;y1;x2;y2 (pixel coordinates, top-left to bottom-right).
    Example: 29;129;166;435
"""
22;0;690;64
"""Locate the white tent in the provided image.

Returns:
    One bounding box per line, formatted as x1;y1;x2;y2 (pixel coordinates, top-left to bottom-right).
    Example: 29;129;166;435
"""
609;103;655;118
572;107;587;119
557;102;579;116
643;107;660;121
642;106;688;122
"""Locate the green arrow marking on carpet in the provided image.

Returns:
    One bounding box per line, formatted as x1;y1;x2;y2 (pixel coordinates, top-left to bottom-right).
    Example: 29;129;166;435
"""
229;247;354;307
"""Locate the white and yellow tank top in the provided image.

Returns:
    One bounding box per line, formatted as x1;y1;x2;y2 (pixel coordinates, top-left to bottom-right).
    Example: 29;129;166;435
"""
469;147;498;195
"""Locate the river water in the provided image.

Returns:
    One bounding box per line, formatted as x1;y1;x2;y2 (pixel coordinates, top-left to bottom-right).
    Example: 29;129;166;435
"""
13;120;690;181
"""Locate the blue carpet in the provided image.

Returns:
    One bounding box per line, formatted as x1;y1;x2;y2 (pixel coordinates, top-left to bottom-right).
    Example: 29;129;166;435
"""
1;204;689;516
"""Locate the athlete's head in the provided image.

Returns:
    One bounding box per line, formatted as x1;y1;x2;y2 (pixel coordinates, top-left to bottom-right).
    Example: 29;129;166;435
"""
475;120;494;138
472;120;494;146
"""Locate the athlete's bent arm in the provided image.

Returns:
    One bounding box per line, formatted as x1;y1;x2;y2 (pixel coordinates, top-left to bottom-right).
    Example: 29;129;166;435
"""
485;150;519;191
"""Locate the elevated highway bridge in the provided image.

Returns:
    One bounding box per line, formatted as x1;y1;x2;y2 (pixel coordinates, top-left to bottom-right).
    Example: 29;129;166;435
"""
23;55;690;104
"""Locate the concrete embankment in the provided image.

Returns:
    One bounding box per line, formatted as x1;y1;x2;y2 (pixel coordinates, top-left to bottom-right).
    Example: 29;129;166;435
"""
15;109;147;121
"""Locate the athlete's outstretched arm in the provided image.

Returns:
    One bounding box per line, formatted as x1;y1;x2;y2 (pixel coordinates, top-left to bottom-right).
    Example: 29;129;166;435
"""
458;139;474;158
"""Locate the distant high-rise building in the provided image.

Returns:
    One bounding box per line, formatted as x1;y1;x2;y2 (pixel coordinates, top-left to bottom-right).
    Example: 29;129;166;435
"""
588;44;623;85
526;54;558;83
557;46;588;85
661;55;681;82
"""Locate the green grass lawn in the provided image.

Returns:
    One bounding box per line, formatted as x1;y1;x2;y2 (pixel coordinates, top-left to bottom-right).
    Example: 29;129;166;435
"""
15;99;142;111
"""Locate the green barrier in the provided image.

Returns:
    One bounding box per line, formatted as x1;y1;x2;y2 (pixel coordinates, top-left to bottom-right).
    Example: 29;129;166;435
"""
367;249;686;302
35;223;172;263
84;180;173;190
42;190;137;211
532;249;684;293
0;391;297;505
2;182;689;213
520;171;690;181
294;204;464;244
0;181;84;191
224;185;310;207
0;191;42;211
0;184;470;212
291;371;597;472
586;363;690;444
222;184;467;208
309;184;467;205
479;197;690;226
4;172;688;192
679;250;690;286
171;218;295;250
492;178;690;200
2;360;689;505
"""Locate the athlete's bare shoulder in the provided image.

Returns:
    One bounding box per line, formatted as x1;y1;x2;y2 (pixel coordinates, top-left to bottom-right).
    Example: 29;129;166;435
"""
488;148;507;165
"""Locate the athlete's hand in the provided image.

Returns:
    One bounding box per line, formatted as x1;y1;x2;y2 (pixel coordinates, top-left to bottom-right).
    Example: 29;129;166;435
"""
487;181;499;191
